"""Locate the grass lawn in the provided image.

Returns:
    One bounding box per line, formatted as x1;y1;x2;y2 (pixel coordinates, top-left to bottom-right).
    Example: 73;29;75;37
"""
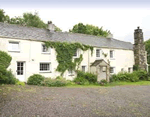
66;81;150;88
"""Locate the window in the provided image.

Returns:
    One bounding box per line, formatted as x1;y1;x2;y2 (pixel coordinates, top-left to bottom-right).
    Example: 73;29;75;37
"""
68;69;74;76
121;68;124;72
73;50;78;57
128;68;132;73
42;44;50;53
82;66;86;72
8;41;20;52
110;50;114;59
110;67;115;73
96;49;100;57
40;63;51;72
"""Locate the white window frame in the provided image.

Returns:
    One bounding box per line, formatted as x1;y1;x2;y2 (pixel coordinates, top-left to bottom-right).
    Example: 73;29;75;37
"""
110;67;115;74
8;41;20;52
82;65;86;72
110;50;115;59
73;50;79;58
68;69;74;76
39;62;51;73
121;68;124;72
128;67;132;73
41;44;51;54
96;49;101;58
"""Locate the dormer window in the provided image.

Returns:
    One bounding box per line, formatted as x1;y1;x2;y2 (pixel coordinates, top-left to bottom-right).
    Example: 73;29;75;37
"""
96;49;101;57
42;44;50;54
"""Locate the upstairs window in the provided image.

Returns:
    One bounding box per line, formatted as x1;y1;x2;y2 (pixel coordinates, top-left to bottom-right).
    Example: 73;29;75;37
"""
73;50;78;58
8;41;20;52
110;50;114;59
96;49;100;57
42;44;50;53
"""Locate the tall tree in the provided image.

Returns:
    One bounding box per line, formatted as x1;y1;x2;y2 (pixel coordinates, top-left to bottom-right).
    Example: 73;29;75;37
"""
145;39;150;64
70;23;111;37
0;9;9;22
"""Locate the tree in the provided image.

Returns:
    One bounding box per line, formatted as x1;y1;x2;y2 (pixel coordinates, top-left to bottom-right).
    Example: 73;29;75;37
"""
69;23;111;37
145;39;150;64
0;9;62;31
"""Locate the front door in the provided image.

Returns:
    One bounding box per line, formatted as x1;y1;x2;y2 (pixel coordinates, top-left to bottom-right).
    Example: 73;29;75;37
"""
16;62;25;82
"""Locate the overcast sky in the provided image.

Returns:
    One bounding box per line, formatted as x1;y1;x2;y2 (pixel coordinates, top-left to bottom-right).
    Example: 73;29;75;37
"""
1;0;150;43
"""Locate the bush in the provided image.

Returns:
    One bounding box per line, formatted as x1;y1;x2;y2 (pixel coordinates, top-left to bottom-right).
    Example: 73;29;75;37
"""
0;51;12;68
134;70;148;80
41;78;67;87
99;79;107;86
0;67;17;84
110;70;148;82
75;71;97;84
27;74;45;85
16;81;25;86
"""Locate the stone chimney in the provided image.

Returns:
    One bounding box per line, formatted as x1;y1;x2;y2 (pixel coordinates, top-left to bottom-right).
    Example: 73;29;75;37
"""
47;21;55;32
134;26;147;70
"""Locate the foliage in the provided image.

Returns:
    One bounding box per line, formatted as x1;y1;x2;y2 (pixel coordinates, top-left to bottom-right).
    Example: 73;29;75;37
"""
27;74;45;85
45;41;93;75
133;65;139;71
110;70;148;82
133;70;148;80
74;71;97;84
145;39;150;65
69;23;111;37
0;68;17;84
16;81;25;86
0;9;62;31
41;78;67;87
99;79;108;86
0;51;12;68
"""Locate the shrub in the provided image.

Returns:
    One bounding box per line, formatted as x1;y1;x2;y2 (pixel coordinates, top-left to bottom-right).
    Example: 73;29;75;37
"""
27;74;45;85
99;79;107;86
41;78;67;87
0;51;12;68
133;70;148;80
0;67;17;84
16;81;25;86
75;71;97;84
110;71;139;82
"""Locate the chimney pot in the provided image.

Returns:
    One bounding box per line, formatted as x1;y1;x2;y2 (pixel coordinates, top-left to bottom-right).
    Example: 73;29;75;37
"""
47;21;55;32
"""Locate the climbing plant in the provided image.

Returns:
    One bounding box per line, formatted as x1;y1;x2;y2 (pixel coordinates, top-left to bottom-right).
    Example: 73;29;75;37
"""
44;41;93;75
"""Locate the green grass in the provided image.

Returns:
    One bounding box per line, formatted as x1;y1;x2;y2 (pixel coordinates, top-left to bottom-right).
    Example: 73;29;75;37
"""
66;81;150;88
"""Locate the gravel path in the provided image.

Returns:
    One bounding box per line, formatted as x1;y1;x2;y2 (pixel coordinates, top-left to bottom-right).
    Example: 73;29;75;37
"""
0;85;150;117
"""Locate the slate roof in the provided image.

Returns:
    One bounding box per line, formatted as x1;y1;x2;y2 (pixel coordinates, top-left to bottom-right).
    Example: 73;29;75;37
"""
0;22;133;50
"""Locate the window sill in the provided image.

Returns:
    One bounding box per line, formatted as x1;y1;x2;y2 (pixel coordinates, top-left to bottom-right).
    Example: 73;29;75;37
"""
8;50;20;53
68;74;74;76
110;58;115;60
73;56;79;58
39;71;52;73
41;52;51;54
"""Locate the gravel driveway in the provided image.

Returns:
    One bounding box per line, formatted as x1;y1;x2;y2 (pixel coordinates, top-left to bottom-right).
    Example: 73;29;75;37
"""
0;85;150;117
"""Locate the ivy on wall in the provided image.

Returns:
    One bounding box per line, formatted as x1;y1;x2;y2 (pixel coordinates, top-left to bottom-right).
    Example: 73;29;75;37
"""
44;41;93;75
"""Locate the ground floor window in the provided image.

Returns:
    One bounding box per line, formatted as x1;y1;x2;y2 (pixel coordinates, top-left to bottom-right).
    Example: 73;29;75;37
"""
68;69;74;76
40;63;51;72
110;67;115;73
128;67;132;73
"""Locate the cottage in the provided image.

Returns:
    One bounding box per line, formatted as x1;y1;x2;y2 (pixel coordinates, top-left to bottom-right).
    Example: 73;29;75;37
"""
0;22;148;82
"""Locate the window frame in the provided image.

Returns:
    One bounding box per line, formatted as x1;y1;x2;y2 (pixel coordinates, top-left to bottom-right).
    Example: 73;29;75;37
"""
82;65;86;72
39;62;51;73
96;49;101;58
128;67;132;73
68;69;74;76
41;44;51;54
110;67;115;74
8;41;20;52
110;50;115;59
73;50;79;58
